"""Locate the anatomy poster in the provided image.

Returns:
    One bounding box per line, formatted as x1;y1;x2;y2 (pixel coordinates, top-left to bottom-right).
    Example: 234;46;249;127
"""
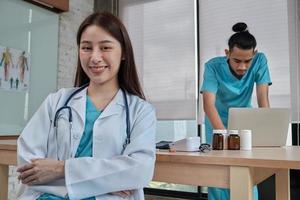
0;45;30;92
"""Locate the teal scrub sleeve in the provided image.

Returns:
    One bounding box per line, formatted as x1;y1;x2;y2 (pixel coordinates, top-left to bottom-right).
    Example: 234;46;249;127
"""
200;63;219;94
255;53;272;85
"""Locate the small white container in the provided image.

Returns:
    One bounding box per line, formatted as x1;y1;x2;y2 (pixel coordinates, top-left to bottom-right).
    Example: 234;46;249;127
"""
240;130;252;150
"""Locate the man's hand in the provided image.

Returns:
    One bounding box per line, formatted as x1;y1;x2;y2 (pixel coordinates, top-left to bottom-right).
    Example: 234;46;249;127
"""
17;158;65;185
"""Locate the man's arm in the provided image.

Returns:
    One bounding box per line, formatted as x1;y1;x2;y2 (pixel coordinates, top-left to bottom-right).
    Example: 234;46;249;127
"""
203;91;225;129
256;84;270;107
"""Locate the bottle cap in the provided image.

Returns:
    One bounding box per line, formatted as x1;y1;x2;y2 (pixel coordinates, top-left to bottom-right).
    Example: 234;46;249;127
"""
213;129;227;134
228;129;239;135
240;130;251;134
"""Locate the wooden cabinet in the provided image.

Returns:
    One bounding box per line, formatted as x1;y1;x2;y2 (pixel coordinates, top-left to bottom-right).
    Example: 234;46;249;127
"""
23;0;69;13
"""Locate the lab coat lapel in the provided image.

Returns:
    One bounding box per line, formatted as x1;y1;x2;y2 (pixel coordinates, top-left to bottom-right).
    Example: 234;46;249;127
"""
99;89;125;119
69;87;87;125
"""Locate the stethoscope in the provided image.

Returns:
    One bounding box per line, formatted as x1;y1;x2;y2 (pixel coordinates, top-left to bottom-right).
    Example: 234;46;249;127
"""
53;83;131;158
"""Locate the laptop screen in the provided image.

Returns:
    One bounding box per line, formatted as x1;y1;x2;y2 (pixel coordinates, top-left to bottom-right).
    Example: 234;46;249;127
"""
228;108;290;147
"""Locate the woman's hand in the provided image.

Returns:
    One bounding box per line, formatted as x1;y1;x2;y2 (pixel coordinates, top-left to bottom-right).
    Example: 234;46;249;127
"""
110;190;134;198
17;158;65;185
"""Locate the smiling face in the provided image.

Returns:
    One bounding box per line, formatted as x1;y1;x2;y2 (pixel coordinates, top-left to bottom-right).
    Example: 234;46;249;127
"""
79;25;123;88
225;47;256;76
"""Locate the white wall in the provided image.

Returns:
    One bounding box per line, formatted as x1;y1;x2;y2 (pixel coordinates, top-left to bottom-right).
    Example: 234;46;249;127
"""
57;0;94;88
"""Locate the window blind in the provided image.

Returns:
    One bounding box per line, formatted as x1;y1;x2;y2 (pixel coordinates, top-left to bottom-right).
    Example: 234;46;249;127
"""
198;0;291;122
119;0;197;120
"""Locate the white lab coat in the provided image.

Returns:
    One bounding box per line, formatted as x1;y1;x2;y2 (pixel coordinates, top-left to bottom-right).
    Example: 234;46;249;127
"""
17;87;156;200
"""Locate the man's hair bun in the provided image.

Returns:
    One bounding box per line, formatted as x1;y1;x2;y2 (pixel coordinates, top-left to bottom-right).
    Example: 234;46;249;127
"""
232;22;248;33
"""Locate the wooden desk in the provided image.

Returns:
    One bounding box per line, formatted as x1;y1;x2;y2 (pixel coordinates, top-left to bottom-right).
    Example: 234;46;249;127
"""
0;140;17;200
1;141;300;200
154;147;300;200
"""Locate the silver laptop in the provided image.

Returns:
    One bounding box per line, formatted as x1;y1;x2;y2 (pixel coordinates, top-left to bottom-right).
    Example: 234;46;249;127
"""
228;108;290;147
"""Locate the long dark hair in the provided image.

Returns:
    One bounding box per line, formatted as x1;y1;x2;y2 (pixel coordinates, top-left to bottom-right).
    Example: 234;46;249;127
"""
228;22;257;50
74;12;145;100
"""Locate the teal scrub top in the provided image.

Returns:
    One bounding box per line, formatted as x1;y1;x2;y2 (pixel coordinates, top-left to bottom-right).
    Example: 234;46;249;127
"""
37;96;101;200
201;52;272;144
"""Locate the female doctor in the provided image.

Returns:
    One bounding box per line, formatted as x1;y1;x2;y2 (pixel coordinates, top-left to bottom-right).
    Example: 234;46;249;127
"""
17;12;156;200
201;22;272;200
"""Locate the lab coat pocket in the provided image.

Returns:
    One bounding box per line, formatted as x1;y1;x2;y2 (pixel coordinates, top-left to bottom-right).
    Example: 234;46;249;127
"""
56;116;72;160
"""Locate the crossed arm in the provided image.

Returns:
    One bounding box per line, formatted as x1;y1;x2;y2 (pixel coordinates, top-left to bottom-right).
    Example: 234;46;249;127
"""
17;159;134;198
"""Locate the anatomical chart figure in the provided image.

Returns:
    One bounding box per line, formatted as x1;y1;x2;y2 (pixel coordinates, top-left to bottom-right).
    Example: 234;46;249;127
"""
0;45;30;92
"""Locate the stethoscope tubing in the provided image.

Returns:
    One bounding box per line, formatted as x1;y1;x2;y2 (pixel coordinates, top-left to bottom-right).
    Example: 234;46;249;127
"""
53;83;131;158
54;83;89;127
